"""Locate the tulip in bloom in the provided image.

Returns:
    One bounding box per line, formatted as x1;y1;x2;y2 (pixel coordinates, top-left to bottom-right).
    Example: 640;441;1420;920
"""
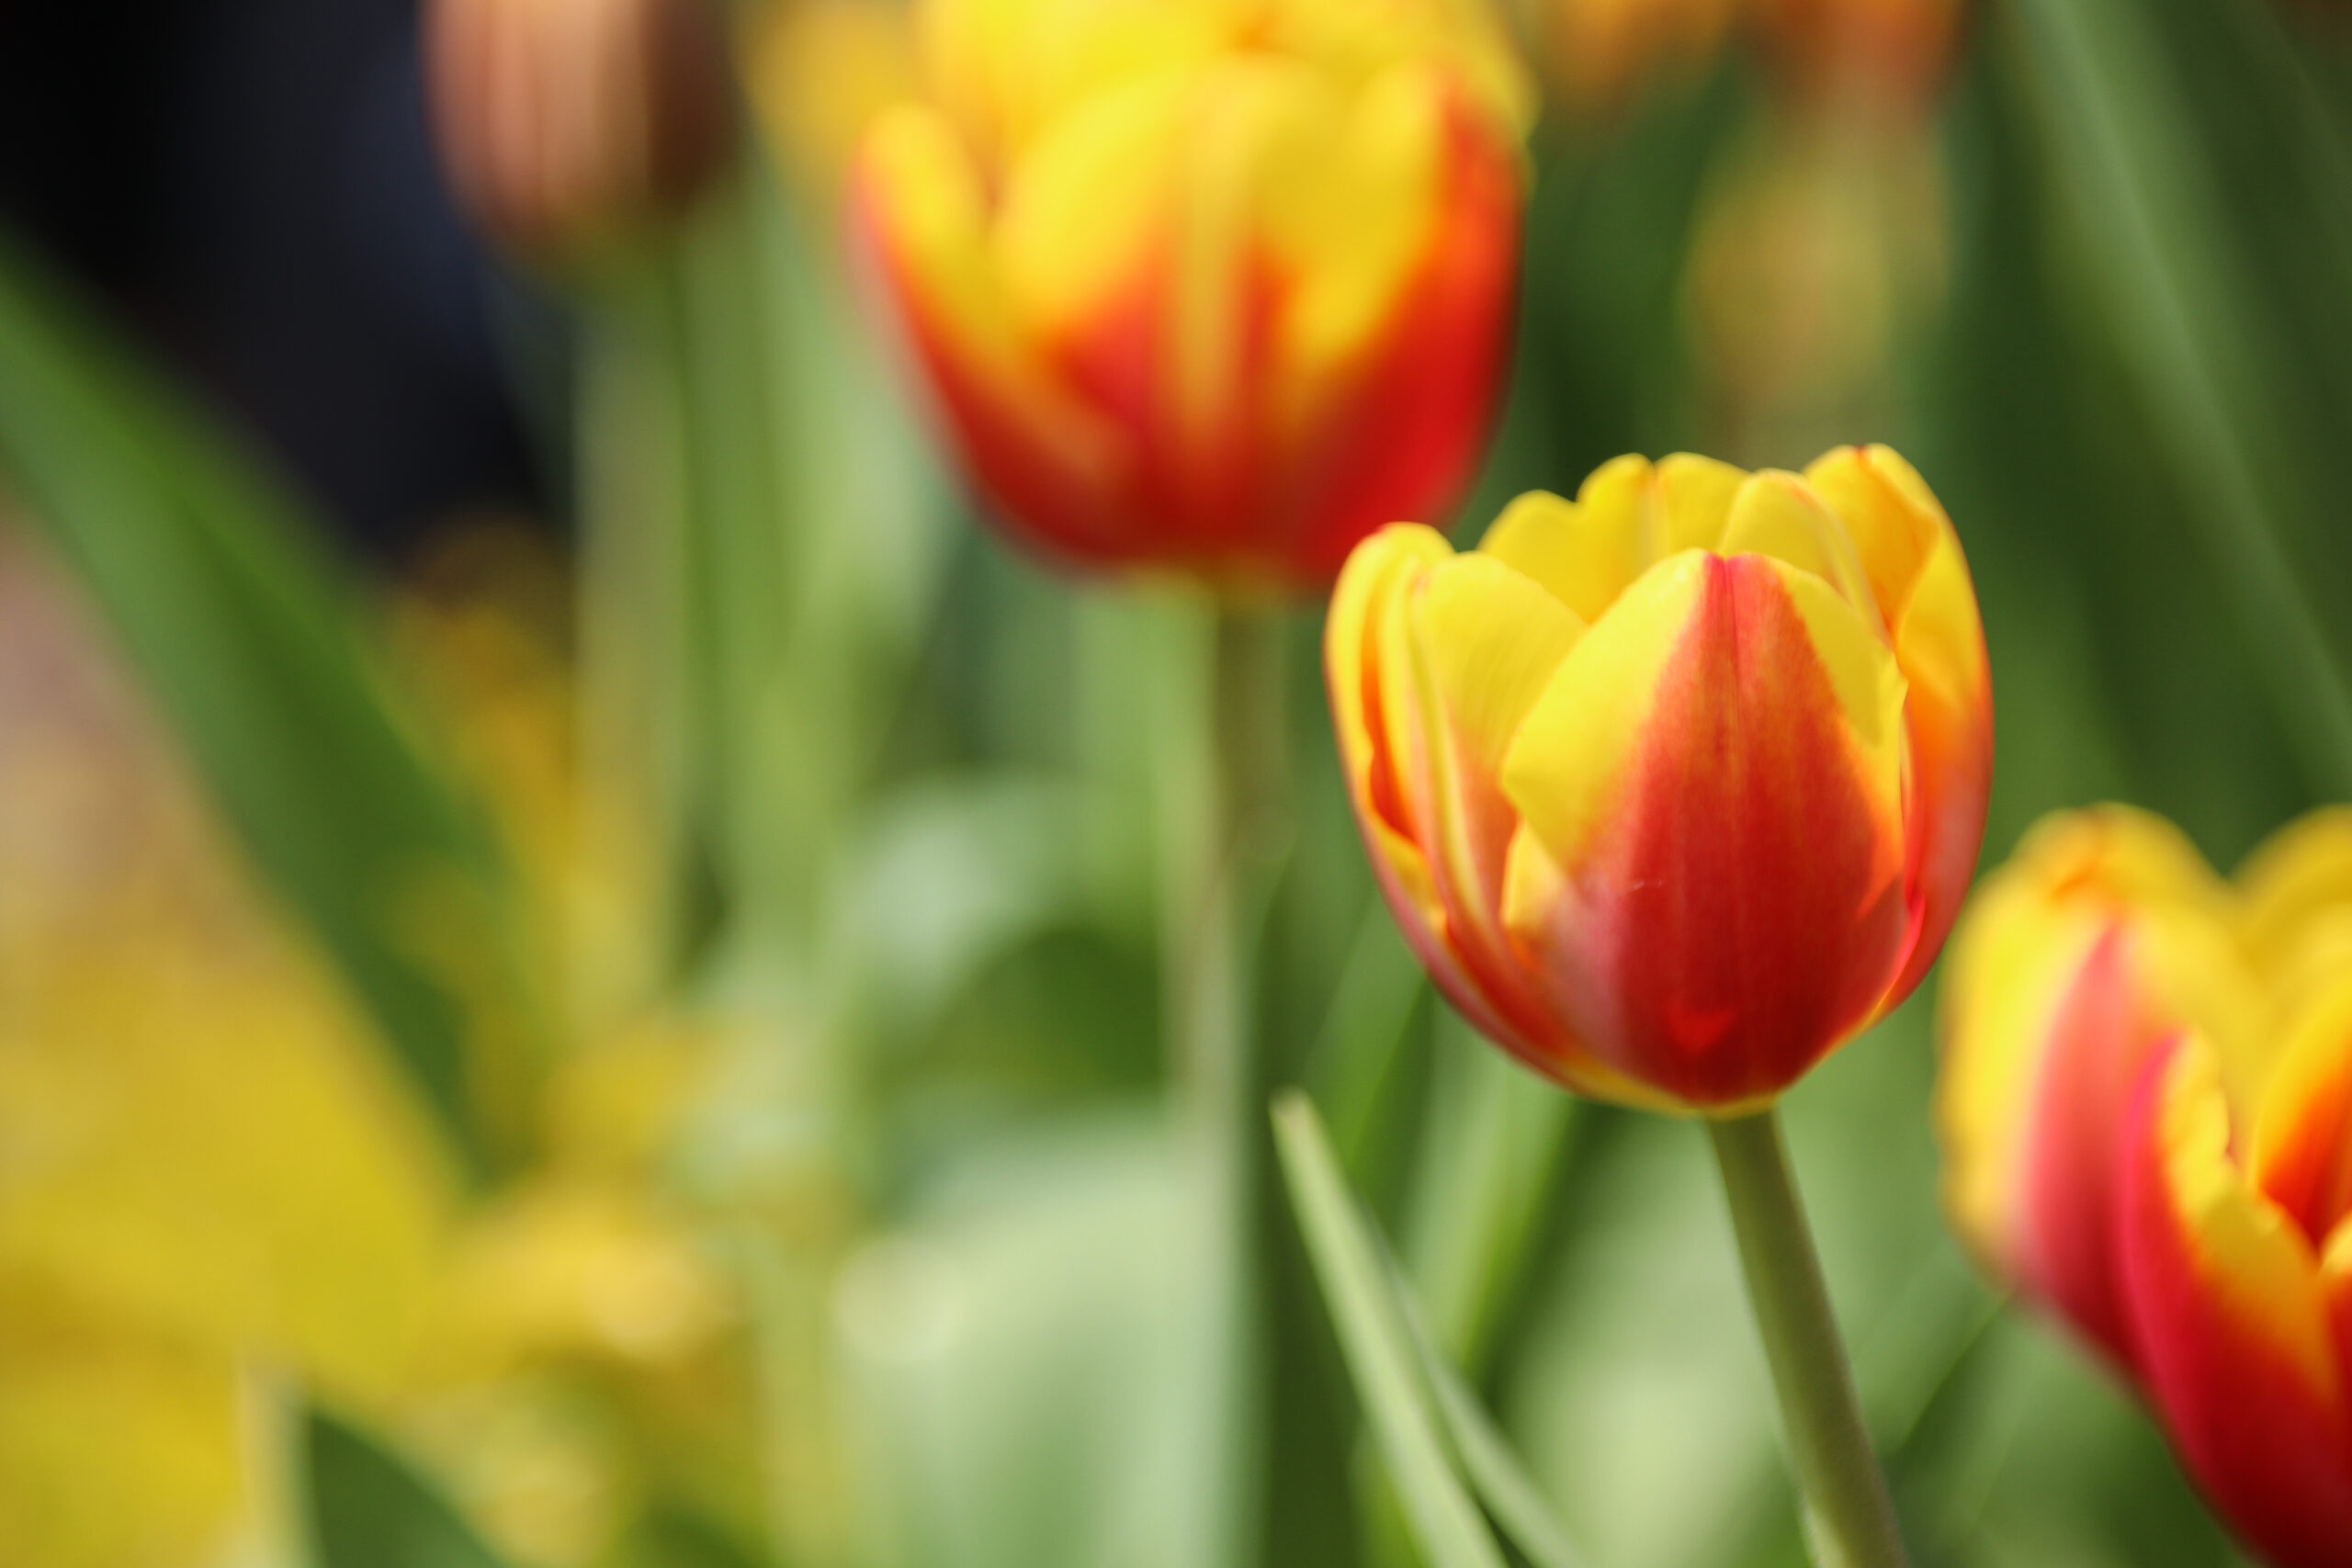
1329;445;1992;1111
1939;806;2352;1567
854;0;1530;590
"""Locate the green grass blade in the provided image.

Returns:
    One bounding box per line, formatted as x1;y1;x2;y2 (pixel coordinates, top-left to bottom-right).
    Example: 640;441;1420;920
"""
0;227;529;1176
305;1405;512;1568
1273;1091;1511;1568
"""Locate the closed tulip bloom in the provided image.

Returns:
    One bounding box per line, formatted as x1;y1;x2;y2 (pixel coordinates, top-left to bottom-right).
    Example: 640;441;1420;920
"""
425;0;738;262
1329;444;1991;1111
1939;806;2352;1567
854;0;1530;591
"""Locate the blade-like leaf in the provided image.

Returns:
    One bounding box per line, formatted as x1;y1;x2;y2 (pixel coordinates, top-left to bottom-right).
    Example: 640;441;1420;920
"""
1272;1091;1513;1568
2004;0;2352;795
1396;1284;1588;1568
0;227;534;1176
305;1405;511;1568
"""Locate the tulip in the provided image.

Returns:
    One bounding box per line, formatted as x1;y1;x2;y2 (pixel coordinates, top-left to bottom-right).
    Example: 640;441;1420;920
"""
1541;0;1962;114
852;0;1530;591
424;0;739;263
1939;805;2352;1568
1328;443;1992;1111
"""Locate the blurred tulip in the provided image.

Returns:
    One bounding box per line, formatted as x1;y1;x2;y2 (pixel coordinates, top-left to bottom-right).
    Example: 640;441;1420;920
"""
853;0;1531;591
1682;114;1947;462
1329;444;1991;1111
424;0;739;263
1939;805;2352;1567
1541;0;1962;114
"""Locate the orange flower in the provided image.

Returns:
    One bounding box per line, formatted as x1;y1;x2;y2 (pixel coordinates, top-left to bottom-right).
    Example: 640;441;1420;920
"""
1939;807;2352;1567
1329;445;1991;1110
852;0;1531;592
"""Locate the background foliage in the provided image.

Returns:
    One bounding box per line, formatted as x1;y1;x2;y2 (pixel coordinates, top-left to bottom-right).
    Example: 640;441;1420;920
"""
2;1;2349;1565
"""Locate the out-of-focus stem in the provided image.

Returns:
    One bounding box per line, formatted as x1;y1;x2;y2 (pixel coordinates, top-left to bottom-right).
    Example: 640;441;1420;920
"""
1709;1109;1911;1568
1160;597;1290;1568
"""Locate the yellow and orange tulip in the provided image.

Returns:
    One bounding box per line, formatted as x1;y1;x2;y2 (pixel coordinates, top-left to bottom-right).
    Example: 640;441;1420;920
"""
1939;806;2352;1567
1329;444;1991;1111
853;0;1531;591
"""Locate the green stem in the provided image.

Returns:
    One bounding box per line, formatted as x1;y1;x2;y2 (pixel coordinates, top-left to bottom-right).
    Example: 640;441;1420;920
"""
1159;597;1291;1568
1708;1110;1910;1568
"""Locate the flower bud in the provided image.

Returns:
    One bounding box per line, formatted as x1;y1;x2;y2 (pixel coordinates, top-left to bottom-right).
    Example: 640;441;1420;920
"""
425;0;739;263
1938;807;2352;1568
852;0;1531;592
1328;444;1992;1111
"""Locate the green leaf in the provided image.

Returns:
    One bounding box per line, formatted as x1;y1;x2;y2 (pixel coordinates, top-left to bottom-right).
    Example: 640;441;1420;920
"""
0;227;533;1178
304;1405;511;1568
1276;1091;1588;1568
1399;1295;1588;1568
2003;0;2352;796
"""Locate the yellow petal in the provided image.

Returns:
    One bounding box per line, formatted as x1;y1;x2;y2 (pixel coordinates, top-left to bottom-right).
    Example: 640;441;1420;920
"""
1326;524;1455;917
1717;469;1879;626
1934;863;2114;1263
1480;464;1645;624
1407;552;1586;925
860;106;1124;486
1804;443;1945;623
1262;62;1447;411
1650;451;1748;558
2237;807;2352;1019
1497;549;1709;872
994;71;1191;335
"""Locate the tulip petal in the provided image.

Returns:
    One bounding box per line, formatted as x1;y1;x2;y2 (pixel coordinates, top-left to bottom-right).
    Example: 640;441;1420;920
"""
855;107;1131;563
1807;445;1991;1009
1325;525;1528;1053
2011;925;2174;1371
1401;553;1593;1065
1481;461;1646;625
1498;551;1908;1106
1717;470;1879;625
2238;807;2352;1020
1650;452;1748;558
2250;979;2352;1253
1934;859;2114;1297
1803;444;1943;625
2120;1038;2352;1568
1277;83;1520;581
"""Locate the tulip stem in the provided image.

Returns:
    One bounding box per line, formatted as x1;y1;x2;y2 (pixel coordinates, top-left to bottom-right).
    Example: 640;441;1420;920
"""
1708;1109;1911;1568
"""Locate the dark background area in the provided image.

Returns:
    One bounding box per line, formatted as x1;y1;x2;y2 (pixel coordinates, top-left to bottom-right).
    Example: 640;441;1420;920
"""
0;0;543;557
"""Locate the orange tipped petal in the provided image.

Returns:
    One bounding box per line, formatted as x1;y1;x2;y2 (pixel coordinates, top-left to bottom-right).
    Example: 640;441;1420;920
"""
2120;1039;2352;1568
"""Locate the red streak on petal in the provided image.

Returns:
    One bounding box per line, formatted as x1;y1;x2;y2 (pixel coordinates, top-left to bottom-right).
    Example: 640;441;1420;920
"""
2258;1038;2352;1254
1566;554;1907;1106
2120;1043;2352;1568
1880;639;1992;1010
2015;928;2169;1375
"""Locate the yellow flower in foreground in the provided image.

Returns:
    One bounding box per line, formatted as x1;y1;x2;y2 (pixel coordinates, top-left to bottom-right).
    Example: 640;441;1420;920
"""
854;0;1531;589
1939;807;2352;1568
1329;444;1991;1111
0;524;761;1568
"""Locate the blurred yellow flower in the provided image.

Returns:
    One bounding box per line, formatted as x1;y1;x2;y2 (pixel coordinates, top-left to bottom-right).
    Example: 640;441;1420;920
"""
0;521;763;1568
